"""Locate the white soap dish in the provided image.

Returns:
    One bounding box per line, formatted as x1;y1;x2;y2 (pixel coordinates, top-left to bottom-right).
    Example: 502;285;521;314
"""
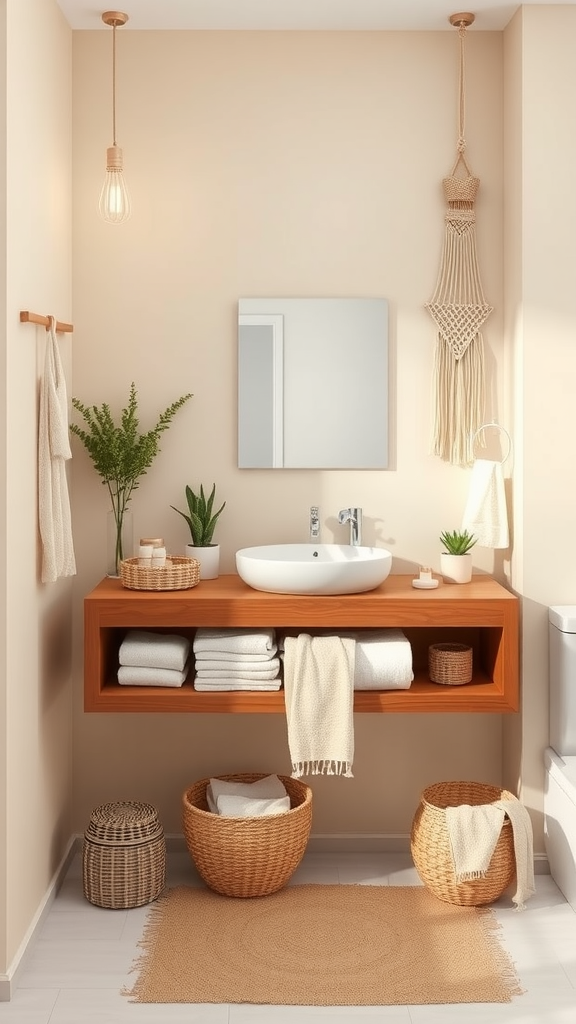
412;577;439;590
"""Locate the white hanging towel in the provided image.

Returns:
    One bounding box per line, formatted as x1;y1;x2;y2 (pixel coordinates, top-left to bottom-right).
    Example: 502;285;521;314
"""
461;459;509;549
38;317;76;582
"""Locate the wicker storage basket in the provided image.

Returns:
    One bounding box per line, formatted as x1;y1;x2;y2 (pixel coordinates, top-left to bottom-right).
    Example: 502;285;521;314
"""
83;800;165;909
428;642;473;685
182;773;312;898
410;781;516;906
120;556;200;591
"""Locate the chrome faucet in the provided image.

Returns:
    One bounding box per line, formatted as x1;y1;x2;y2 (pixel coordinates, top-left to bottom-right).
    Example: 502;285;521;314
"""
338;507;362;546
310;506;320;541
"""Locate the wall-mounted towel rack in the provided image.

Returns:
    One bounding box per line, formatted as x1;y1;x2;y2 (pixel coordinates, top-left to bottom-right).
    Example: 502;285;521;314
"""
20;310;74;334
471;421;512;465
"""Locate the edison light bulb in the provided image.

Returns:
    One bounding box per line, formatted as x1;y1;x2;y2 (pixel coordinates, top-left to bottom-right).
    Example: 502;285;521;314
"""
99;145;131;224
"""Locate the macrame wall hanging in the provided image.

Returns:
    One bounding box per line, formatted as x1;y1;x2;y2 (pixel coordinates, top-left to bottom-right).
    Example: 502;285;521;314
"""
426;12;493;467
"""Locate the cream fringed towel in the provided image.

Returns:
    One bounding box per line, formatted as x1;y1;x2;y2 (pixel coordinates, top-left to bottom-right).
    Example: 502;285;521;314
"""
38;317;76;582
446;795;535;910
283;634;355;778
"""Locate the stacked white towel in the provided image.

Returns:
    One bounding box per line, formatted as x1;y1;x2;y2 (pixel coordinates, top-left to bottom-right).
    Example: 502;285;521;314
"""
193;628;281;691
118;630;191;687
279;629;413;690
206;774;290;816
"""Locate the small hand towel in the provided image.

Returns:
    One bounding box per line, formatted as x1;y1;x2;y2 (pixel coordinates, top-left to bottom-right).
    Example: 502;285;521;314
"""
215;794;291;817
283;634;355;778
446;803;505;880
117;661;189;687
193;628;276;656
39;316;76;582
461;459;509;549
194;680;281;691
494;797;535;910
119;630;191;671
194;649;278;663
195;660;280;680
206;774;287;813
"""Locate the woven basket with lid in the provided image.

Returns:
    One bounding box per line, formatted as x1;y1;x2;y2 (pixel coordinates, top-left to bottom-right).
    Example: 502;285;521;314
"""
83;800;165;909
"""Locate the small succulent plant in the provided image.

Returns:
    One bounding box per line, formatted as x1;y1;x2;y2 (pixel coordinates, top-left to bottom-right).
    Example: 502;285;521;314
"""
171;483;226;547
440;529;477;556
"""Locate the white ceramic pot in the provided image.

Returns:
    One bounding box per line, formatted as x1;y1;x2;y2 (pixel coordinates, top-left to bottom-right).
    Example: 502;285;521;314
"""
185;543;220;580
440;552;473;584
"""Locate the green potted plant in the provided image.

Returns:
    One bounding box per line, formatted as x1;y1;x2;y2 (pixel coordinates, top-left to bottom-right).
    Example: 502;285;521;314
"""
70;383;192;576
171;483;226;579
439;528;477;584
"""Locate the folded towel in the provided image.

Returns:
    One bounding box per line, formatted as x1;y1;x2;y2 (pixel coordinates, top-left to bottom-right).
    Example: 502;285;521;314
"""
119;630;191;671
283;634;355;778
194;680;282;691
195;661;280;680
446;803;505;880
215;794;291;817
117;661;190;687
206;774;287;813
194;648;278;662
461;459;509;549
193;628;276;656
494;797;535;910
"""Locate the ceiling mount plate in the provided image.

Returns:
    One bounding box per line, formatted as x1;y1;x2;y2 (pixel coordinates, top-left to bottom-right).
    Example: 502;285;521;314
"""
449;12;475;27
102;11;129;28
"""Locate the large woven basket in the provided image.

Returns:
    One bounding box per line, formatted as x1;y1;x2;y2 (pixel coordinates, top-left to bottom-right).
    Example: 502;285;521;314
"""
410;780;516;906
120;555;200;591
83;800;165;909
182;773;312;898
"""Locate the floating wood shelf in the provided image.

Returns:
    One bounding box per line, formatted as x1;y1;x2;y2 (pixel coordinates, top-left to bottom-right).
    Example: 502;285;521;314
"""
84;574;519;714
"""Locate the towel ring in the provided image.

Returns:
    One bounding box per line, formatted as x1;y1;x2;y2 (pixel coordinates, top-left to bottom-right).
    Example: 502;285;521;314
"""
471;422;512;465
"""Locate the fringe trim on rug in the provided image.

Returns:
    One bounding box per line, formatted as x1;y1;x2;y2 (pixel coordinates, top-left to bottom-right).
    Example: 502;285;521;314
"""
292;759;353;778
121;890;171;1002
477;907;525;999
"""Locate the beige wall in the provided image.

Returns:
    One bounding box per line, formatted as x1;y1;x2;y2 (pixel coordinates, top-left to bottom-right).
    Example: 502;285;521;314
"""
70;29;508;839
0;0;73;988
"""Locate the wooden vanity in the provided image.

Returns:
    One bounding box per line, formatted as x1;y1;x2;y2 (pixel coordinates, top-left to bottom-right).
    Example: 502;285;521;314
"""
84;574;519;714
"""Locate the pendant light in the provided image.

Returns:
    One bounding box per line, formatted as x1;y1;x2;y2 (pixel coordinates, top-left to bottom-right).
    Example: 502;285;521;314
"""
99;11;131;223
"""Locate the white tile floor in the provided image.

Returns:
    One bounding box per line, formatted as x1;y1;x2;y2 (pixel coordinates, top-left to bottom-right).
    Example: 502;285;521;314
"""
1;848;576;1024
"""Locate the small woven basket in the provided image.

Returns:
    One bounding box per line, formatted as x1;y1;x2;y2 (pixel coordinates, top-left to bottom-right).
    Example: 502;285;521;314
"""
182;773;312;898
410;780;516;906
83;800;165;909
120;556;200;591
428;642;473;685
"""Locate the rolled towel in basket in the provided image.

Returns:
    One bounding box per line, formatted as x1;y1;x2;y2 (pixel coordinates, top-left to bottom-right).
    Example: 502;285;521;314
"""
193;628;277;656
119;629;191;671
207;774;287;813
215;794;291;817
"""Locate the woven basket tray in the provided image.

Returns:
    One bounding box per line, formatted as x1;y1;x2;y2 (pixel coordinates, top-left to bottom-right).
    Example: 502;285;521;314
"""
82;800;166;909
120;556;200;591
182;773;312;898
410;780;516;906
428;642;473;685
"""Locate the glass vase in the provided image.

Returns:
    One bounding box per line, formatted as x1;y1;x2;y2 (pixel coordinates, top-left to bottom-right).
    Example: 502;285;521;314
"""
106;509;133;577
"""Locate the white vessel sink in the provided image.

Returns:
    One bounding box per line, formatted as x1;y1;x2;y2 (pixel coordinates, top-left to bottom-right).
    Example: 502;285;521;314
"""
235;543;392;596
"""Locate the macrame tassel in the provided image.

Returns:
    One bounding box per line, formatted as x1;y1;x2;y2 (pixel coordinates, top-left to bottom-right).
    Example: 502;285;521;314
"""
426;17;492;467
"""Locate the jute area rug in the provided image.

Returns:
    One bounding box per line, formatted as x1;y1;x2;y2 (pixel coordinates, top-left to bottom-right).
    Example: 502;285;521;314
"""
125;884;523;1006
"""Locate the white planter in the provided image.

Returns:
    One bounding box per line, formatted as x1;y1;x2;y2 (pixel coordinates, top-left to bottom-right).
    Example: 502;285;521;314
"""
440;552;473;584
185;543;220;580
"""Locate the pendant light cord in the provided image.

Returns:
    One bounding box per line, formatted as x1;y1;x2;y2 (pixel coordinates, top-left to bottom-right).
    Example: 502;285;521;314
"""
111;22;117;147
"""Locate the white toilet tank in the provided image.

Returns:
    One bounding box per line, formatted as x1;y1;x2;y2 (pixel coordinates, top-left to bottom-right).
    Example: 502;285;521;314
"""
549;606;576;755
